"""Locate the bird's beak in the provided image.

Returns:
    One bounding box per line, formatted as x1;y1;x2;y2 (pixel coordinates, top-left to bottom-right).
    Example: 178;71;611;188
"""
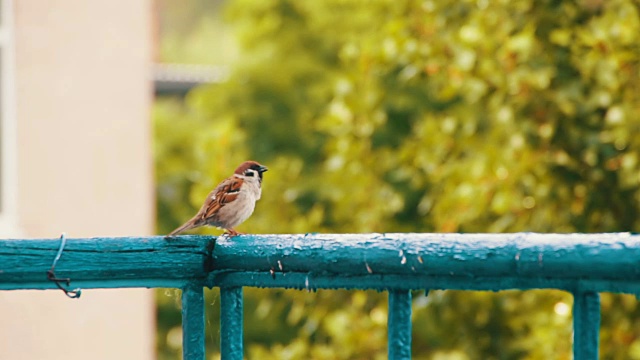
259;165;268;173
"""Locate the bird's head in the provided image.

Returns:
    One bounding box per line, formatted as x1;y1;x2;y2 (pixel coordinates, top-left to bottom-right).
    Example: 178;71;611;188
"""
235;161;268;181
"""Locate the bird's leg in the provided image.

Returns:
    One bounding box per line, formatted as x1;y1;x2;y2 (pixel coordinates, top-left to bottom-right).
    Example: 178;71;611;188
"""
224;228;244;236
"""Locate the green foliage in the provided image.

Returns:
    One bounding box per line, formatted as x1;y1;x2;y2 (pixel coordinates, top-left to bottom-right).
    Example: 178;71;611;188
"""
155;0;640;358
156;0;238;64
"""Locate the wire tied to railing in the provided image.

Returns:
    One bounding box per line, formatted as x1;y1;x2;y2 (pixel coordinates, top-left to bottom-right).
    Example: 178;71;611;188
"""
46;233;82;299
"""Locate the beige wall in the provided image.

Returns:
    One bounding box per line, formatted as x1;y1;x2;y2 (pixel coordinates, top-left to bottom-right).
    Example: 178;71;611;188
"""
0;1;155;359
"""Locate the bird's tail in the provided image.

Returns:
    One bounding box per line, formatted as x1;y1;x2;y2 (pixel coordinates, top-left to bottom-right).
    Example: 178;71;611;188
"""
168;218;198;236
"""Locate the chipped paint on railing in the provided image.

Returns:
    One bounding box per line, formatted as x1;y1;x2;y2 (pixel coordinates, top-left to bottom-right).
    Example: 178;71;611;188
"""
2;232;631;360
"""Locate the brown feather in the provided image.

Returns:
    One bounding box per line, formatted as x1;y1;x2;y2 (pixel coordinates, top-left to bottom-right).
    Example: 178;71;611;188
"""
168;217;198;236
167;160;266;237
168;177;244;235
234;161;262;175
202;177;242;219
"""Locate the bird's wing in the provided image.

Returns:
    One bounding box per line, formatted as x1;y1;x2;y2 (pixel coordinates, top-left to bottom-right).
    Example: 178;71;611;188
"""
198;176;244;221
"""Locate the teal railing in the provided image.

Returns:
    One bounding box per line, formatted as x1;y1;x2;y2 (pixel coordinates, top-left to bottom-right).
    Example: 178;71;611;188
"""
2;233;638;359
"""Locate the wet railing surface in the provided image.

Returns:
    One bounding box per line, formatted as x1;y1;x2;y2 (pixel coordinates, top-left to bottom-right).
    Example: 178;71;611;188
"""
3;233;638;359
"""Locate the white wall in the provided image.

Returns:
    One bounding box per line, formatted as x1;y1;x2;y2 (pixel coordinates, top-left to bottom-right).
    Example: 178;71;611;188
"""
0;1;155;359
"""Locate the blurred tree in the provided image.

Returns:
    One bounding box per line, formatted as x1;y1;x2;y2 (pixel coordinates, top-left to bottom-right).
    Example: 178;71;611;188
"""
154;0;640;358
156;0;238;64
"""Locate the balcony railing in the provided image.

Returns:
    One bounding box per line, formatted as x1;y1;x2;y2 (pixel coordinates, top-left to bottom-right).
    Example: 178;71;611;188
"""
2;233;638;359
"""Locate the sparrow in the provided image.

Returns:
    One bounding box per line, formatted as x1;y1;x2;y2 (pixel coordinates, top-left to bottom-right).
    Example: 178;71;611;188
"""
168;161;268;236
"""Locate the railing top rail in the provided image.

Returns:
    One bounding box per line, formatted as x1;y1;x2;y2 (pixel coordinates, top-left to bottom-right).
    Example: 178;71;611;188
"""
1;233;639;294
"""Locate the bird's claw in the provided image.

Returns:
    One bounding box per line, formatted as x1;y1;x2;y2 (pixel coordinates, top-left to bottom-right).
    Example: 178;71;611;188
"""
223;229;244;237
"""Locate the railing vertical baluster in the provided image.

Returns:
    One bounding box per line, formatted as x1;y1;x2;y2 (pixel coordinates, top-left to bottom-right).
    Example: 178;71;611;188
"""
388;290;412;360
220;286;244;360
573;291;600;360
182;283;205;360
